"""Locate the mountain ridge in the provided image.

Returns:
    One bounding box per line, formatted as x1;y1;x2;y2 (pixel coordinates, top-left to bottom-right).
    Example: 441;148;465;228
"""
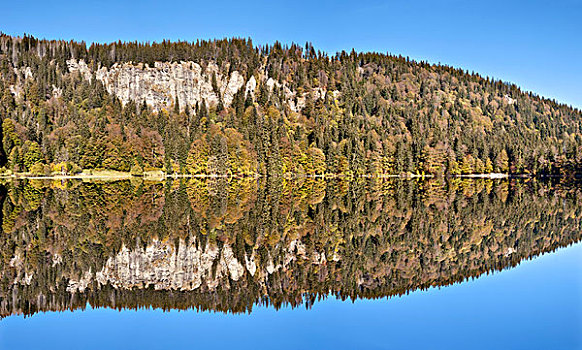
1;33;581;176
2;178;581;316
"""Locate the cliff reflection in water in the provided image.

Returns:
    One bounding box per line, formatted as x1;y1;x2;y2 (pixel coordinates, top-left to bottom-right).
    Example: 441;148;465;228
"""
0;177;581;317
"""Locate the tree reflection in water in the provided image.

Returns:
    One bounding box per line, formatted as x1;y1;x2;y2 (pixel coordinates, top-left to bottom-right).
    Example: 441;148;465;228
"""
0;177;580;317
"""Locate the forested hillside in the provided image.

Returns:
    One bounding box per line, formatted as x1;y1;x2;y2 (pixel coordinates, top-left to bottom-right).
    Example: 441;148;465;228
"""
0;33;581;176
1;178;581;316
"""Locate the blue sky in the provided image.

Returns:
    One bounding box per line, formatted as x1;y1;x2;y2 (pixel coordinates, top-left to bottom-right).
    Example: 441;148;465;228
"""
2;0;581;108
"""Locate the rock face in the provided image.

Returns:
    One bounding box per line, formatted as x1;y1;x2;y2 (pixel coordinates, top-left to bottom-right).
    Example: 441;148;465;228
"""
61;238;323;293
95;61;243;111
66;59;337;113
66;59;92;81
93;239;230;291
68;59;246;112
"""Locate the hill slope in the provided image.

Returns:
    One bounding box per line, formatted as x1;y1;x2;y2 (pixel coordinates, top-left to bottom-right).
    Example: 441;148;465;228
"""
0;34;581;176
1;178;581;316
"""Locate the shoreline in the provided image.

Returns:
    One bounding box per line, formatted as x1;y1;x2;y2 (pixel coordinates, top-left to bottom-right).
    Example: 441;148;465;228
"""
0;171;541;181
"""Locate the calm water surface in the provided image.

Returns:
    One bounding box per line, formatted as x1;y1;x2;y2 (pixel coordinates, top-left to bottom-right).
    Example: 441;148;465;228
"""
0;178;580;349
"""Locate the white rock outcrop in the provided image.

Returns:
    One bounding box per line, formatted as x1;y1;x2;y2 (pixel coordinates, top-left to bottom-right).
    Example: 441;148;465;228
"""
61;238;329;293
221;70;245;106
65;59;332;113
245;75;257;99
67;59;248;112
66;59;92;81
96;61;219;111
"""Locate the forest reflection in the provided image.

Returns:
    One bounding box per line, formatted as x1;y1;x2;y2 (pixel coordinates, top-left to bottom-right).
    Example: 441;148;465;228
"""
0;177;581;317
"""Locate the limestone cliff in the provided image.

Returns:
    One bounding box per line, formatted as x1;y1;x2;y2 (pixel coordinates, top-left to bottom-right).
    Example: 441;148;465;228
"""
61;238;324;293
67;59;240;111
65;59;333;113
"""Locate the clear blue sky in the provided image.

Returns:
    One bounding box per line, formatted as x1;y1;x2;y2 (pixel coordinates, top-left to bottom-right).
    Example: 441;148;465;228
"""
2;0;581;108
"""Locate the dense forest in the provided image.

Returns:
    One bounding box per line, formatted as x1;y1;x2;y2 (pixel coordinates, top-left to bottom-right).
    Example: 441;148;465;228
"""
1;33;581;177
1;177;581;316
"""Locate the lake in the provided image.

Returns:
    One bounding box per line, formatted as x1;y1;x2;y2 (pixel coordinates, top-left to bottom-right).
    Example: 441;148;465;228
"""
0;178;580;349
